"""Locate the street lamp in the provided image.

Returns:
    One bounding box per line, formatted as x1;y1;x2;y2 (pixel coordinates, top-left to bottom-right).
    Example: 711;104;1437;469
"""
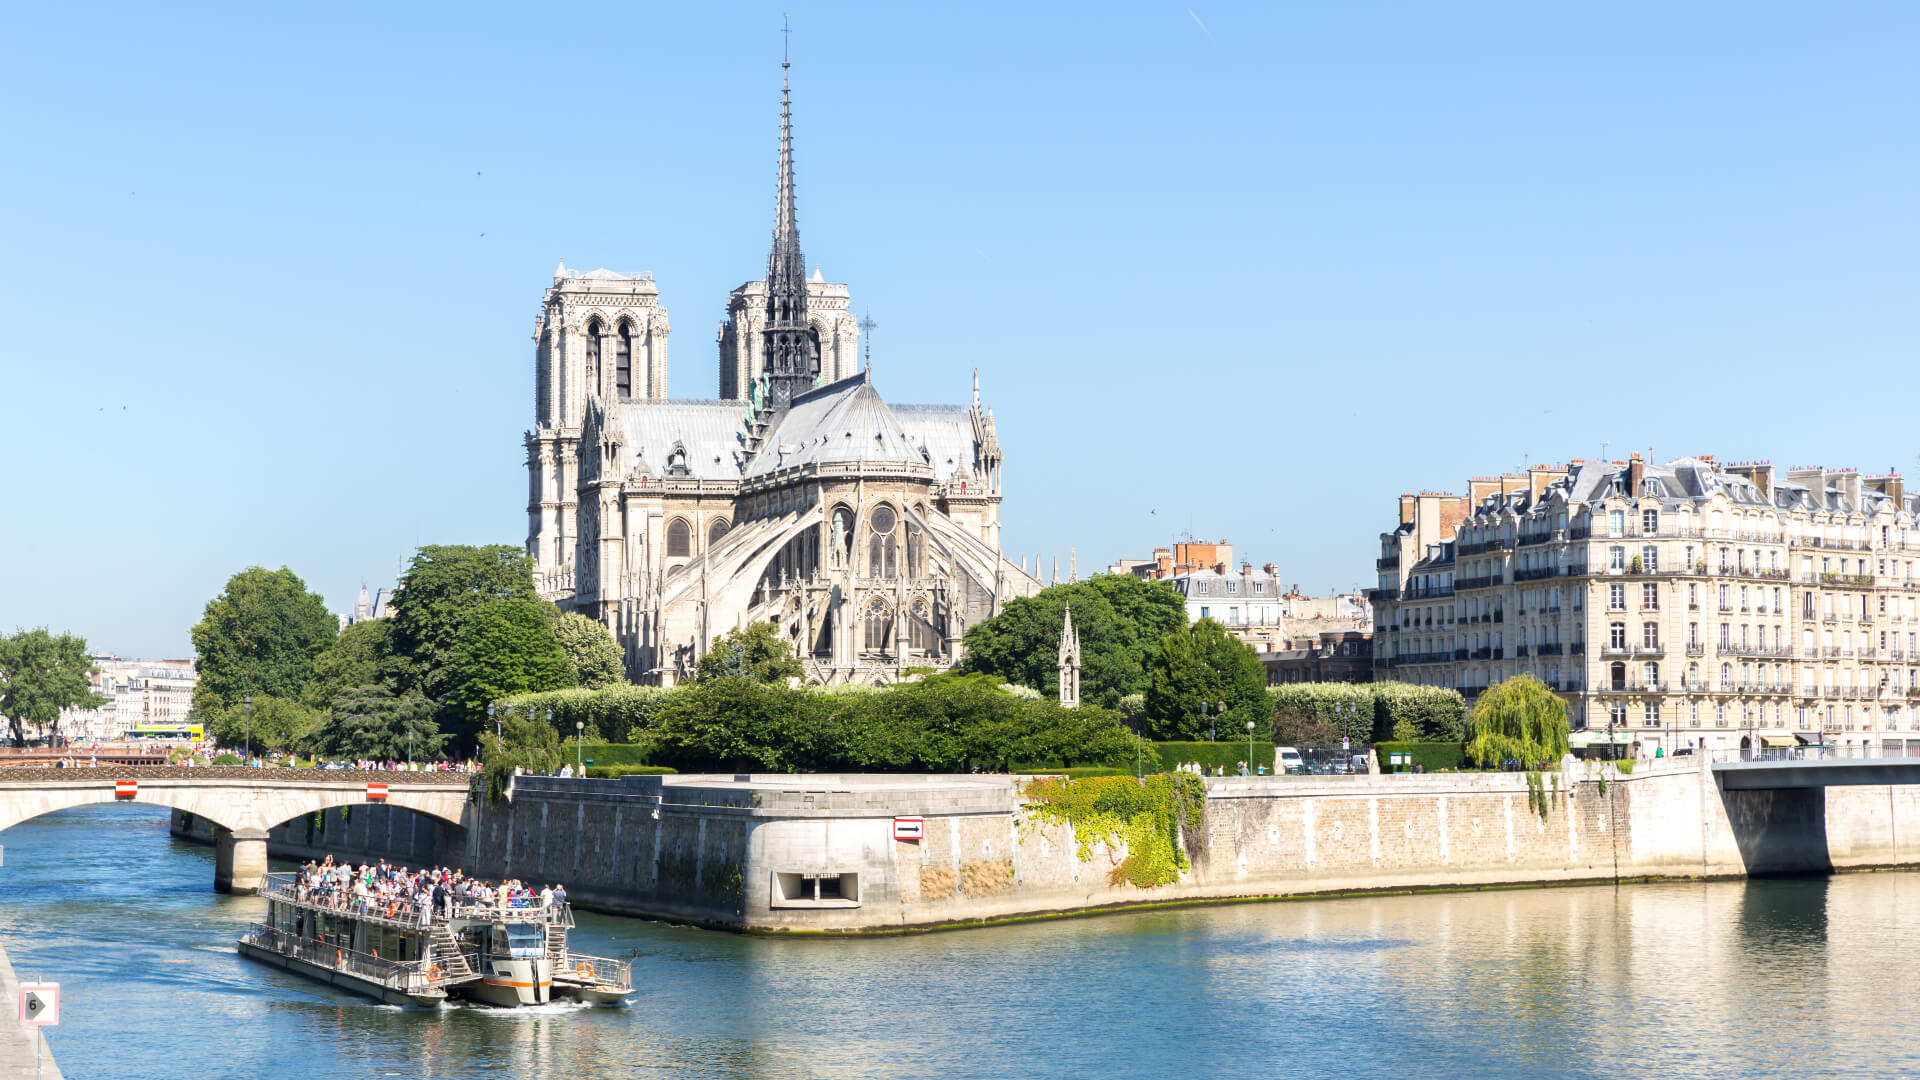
1207;699;1226;743
1246;719;1255;775
488;702;498;741
243;694;252;764
575;720;585;774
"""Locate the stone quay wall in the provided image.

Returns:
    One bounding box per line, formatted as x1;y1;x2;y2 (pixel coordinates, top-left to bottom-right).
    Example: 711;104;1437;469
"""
169;760;1920;932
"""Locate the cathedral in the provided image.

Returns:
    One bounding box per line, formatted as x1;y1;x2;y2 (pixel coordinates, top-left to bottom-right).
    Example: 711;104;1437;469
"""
525;58;1040;686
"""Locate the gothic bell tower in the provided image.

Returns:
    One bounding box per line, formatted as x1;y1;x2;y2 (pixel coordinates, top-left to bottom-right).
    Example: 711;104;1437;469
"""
761;54;821;411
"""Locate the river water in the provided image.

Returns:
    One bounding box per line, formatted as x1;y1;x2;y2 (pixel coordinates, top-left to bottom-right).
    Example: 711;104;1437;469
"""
3;803;1919;1079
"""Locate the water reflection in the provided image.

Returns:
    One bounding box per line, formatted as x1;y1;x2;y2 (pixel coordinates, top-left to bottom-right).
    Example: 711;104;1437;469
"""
4;805;1920;1078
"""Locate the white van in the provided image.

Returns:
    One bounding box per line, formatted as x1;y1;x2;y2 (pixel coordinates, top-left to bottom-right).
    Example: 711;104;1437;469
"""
1275;746;1305;775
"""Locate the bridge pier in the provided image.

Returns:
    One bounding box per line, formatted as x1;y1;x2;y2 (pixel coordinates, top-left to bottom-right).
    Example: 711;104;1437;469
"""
213;826;270;894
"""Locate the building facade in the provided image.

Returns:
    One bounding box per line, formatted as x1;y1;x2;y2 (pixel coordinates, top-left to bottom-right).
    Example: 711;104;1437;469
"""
526;60;1038;687
1263;630;1373;685
59;656;198;739
1372;457;1920;754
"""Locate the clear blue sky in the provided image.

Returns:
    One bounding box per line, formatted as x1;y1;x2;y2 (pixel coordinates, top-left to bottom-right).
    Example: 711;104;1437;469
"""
3;3;1915;658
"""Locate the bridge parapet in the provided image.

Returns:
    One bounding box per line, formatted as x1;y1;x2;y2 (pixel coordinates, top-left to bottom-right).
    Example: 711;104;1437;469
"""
0;765;472;785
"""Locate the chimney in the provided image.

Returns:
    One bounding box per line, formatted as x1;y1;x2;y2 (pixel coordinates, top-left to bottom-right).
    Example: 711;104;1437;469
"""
1263;562;1277;576
1241;561;1252;576
1399;494;1416;527
1213;561;1228;575
1627;454;1644;497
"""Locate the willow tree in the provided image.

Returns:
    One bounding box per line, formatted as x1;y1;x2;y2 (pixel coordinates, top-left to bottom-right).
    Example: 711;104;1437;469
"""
1464;675;1570;770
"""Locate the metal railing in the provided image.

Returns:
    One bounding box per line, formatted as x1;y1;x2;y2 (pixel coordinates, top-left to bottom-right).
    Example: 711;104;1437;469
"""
241;923;443;995
261;873;576;929
555;951;633;990
1710;743;1920;765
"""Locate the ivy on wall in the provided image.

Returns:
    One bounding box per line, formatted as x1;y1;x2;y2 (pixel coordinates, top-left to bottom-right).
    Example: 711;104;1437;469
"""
1020;773;1206;889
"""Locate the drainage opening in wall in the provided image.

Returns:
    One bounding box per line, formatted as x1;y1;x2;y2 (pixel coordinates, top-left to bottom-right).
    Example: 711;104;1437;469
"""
771;871;861;908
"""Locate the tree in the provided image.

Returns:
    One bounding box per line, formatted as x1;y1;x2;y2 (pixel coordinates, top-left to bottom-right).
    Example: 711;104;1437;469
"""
306;686;446;763
390;544;541;700
440;598;572;737
302;619;414;708
551;611;626;688
1270;683;1375;745
478;710;562;803
1464;675;1571;769
1143;618;1269;741
961;575;1186;707
0;629;107;747
200;693;322;753
189;567;336;710
696;621;804;684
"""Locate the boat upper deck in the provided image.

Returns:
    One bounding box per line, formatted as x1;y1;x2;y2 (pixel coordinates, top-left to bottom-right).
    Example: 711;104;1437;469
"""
260;872;577;931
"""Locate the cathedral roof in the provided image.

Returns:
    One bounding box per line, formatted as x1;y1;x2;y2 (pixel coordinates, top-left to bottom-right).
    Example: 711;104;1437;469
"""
620;400;750;481
892;403;980;486
747;375;933;478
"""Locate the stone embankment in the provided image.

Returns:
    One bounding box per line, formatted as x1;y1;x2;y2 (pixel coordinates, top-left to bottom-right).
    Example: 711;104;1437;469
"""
170;756;1920;932
0;942;63;1080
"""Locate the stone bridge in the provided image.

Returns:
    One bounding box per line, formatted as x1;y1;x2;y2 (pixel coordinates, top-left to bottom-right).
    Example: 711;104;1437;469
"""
0;766;472;893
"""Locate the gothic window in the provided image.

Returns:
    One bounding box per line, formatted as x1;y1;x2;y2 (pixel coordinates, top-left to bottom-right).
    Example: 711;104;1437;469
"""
666;518;691;558
616;322;633;398
708;519;730;546
585;320;603;389
864;598;892;652
868;503;899;577
911;598;936;653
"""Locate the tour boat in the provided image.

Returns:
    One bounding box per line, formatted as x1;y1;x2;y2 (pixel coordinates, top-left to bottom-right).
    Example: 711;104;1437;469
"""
238;872;633;1007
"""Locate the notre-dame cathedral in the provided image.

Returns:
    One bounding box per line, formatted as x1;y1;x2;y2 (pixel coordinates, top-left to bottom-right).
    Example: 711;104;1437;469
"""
525;58;1041;686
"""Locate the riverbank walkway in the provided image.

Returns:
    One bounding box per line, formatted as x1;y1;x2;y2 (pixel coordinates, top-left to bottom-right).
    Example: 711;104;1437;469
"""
0;941;63;1080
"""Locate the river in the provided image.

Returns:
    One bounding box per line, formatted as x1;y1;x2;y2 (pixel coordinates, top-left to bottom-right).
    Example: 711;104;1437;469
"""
2;803;1918;1079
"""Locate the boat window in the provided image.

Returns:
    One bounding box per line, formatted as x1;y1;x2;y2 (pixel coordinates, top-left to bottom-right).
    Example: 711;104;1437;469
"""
503;924;545;959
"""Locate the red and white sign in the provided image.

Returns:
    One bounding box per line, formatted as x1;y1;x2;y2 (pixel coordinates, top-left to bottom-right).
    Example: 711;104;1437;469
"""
892;817;925;842
113;780;137;799
365;783;389;801
19;982;58;1026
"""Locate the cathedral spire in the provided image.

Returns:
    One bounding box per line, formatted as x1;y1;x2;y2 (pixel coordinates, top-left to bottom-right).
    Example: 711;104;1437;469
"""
763;19;820;411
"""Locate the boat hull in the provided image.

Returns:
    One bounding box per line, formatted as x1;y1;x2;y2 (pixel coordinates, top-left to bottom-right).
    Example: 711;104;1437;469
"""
468;957;552;1006
238;939;445;1007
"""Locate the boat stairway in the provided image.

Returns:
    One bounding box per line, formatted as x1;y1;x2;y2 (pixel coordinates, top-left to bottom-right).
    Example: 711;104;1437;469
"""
429;924;477;983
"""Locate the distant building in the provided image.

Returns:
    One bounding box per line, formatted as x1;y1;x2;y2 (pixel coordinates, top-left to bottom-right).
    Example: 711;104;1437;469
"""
1107;538;1367;654
1264;630;1373;685
60;656;198;739
339;583;396;632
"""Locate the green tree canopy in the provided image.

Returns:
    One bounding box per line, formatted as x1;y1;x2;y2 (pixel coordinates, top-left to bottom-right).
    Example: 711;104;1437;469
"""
960;575;1186;707
441;598;573;737
696;621;804;684
1143;618;1269;741
201;693;322;754
306;686;446;763
551;611;627;689
478;710;562;803
189;566;336;710
0;628;107;746
390;545;540;700
302;619;414;708
1464;676;1571;769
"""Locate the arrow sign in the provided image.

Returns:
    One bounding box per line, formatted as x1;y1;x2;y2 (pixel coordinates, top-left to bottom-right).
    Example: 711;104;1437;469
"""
892;817;924;841
19;982;58;1026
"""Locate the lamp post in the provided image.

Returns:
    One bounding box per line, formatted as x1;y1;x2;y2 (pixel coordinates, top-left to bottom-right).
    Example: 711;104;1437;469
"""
575;720;584;774
1246;719;1255;775
488;702;498;741
243;694;252;764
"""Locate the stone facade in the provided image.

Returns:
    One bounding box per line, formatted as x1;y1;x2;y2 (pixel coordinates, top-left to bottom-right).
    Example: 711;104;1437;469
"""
1374;457;1920;754
523;62;1039;687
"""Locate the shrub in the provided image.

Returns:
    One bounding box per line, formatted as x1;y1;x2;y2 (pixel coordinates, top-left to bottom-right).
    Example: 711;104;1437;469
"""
500;685;674;743
1373;741;1469;773
211;753;242;766
583;764;678;778
574;742;654;767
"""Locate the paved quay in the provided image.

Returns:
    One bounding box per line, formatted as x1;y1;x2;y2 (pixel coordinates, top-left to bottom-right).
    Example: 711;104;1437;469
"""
0;941;63;1079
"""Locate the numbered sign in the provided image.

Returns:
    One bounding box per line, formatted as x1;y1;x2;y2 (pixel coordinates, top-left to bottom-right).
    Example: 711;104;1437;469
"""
19;982;58;1026
892;817;925;841
366;783;389;802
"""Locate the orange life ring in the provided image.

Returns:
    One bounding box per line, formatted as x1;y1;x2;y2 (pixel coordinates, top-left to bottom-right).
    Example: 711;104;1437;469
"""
576;961;594;980
336;949;343;966
427;965;442;982
386;903;399;919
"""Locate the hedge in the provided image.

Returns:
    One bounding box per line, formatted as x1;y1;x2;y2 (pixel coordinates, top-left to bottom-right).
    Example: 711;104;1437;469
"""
1151;741;1276;773
575;742;653;767
498;685;674;743
1270;682;1467;744
1373;741;1468;773
584;764;678;779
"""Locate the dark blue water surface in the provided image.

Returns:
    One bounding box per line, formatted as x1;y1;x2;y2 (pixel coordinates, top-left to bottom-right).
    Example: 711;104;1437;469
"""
3;803;1918;1079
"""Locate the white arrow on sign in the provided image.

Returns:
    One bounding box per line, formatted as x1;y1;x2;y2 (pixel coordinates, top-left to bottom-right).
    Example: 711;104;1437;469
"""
19;981;58;1026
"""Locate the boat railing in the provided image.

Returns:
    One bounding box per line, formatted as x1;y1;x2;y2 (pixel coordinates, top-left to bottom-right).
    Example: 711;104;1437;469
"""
242;924;446;995
556;951;631;989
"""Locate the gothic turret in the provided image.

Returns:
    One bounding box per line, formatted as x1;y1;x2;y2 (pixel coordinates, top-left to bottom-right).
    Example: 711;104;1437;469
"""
762;56;820;411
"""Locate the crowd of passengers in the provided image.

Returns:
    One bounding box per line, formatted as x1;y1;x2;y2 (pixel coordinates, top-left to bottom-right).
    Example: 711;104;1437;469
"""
292;856;568;924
